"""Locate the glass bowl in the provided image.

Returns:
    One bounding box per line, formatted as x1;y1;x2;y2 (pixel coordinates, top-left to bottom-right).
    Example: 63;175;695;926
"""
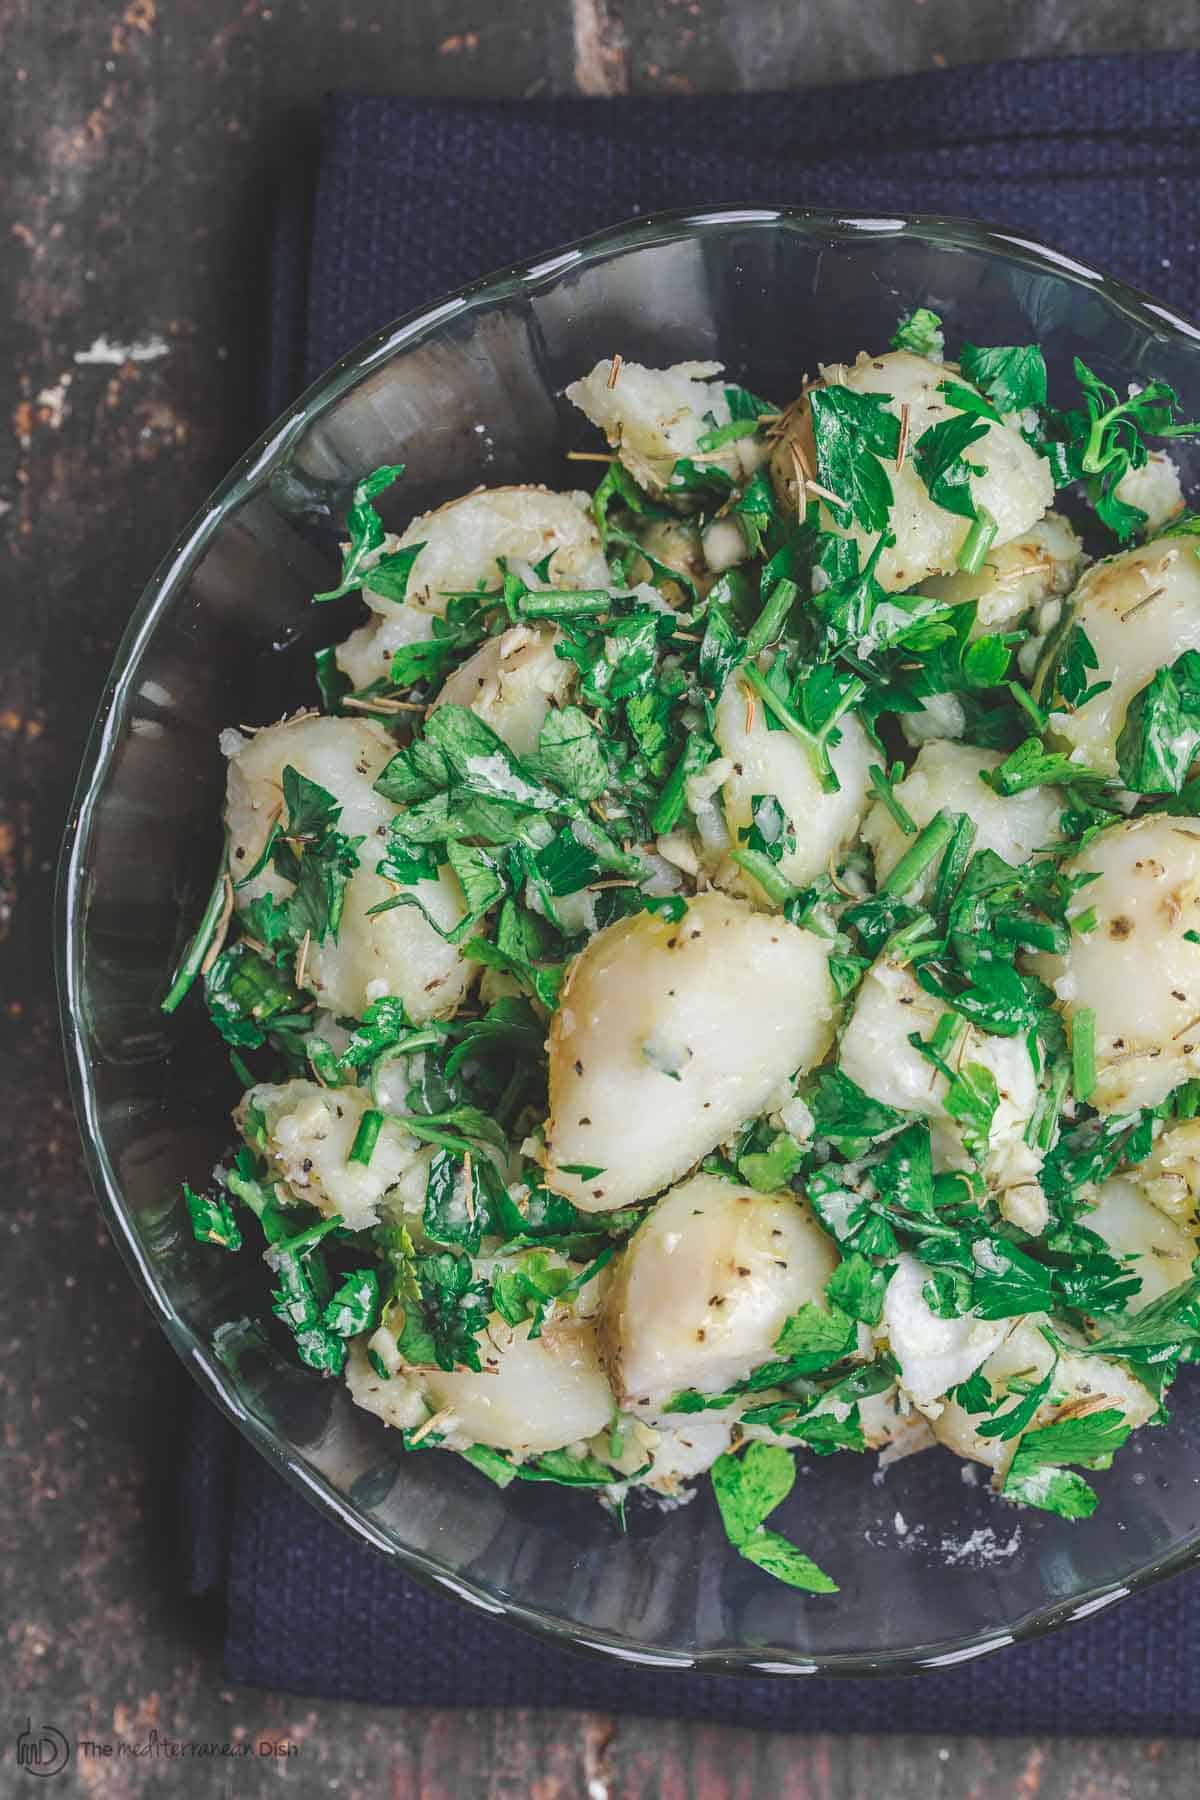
57;207;1200;1676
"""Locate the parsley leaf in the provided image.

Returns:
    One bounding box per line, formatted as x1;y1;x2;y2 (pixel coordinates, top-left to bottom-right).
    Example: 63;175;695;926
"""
959;343;1048;415
1002;1408;1131;1518
1116;651;1200;794
531;706;611;801
808;385;901;532
711;1443;838;1592
314;464;407;602
891;308;944;359
184;1183;242;1251
912;411;989;520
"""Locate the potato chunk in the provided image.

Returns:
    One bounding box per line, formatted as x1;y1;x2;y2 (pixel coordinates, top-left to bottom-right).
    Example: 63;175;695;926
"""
769;351;1053;593
713;679;873;894
931;1316;1157;1478
544;893;836;1210
1083;1175;1198;1308
423;1315;614;1454
838;957;1043;1200
599;1174;838;1409
336;485;607;690
224;713;395;903
916;510;1082;636
566;358;765;497
861;740;1062;900
223;712;474;1023
1040;534;1200;778
882;1252;1010;1413
1034;814;1200;1111
428;624;571;758
239;1079;430;1231
348;1311;615;1456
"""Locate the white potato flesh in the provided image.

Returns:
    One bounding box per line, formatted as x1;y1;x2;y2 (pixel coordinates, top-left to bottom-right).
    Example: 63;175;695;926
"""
422;1314;614;1455
931;1317;1157;1477
838;958;1042;1192
240;1079;431;1230
222;712;475;1023
544;892;836;1210
1083;1175;1198;1308
916;510;1083;636
1135;1119;1200;1221
335;485;608;690
769;351;1053;594
566;358;766;496
1042;535;1200;777
346;1338;430;1432
636;1412;739;1497
599;1174;838;1409
224;713;396;904
882;1253;1010;1413
858;1387;936;1460
861;741;1063;900
1034;815;1200;1111
713;680;874;894
1113;451;1184;536
306;860;475;1023
427;624;571;759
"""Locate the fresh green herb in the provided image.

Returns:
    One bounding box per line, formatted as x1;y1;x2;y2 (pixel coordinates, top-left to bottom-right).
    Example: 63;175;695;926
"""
348;1109;384;1167
912;412;989;521
184;1183;242;1251
891;308;944;359
807;385;901;533
959;343;1047;415
1002;1408;1131;1518
711;1443;838;1592
1116;651;1200;794
313;465;408;601
1071;1008;1097;1105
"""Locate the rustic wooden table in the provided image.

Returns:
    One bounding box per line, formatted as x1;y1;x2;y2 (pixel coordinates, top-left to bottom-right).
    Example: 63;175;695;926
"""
8;2;1200;1793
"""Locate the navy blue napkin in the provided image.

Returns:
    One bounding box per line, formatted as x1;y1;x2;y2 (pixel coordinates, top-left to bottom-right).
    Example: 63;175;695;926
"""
188;57;1200;1728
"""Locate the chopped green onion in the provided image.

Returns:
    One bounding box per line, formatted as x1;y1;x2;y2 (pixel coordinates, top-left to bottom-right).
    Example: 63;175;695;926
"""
744;577;799;661
349;1108;384;1167
161;859;229;1014
1072;1007;1097;1105
868;762;917;835
956;506;998;574
880;810;954;897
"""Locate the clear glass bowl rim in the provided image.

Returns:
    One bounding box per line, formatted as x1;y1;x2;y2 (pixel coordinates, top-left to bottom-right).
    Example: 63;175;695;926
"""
55;204;1200;1680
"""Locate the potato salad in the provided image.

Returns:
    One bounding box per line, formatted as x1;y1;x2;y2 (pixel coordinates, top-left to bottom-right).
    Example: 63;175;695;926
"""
168;309;1200;1592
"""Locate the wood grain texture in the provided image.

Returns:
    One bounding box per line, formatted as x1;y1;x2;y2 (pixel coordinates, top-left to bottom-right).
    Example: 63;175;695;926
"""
5;1;1200;1794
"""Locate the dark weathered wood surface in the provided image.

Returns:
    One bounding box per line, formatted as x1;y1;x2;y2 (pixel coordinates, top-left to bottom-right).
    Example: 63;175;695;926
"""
6;2;1200;1793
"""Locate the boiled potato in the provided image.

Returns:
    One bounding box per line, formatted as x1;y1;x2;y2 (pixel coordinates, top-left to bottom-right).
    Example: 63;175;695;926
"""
769;351;1053;593
882;1252;1010;1413
1083;1175;1198;1308
1113;452;1184;536
931;1316;1157;1477
1034;814;1200;1111
861;740;1062;900
838;957;1040;1184
1135;1119;1200;1221
713;677;874;894
336;486;608;690
222;711;475;1022
544;893;836;1210
239;1079;431;1231
347;1311;614;1455
566;358;765;497
599;1173;839;1409
916;510;1082;636
424;1314;614;1454
224;713;395;904
1040;533;1200;778
427;624;571;759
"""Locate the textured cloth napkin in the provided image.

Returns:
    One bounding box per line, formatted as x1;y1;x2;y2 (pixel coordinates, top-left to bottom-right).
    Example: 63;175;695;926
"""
187;56;1200;1729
